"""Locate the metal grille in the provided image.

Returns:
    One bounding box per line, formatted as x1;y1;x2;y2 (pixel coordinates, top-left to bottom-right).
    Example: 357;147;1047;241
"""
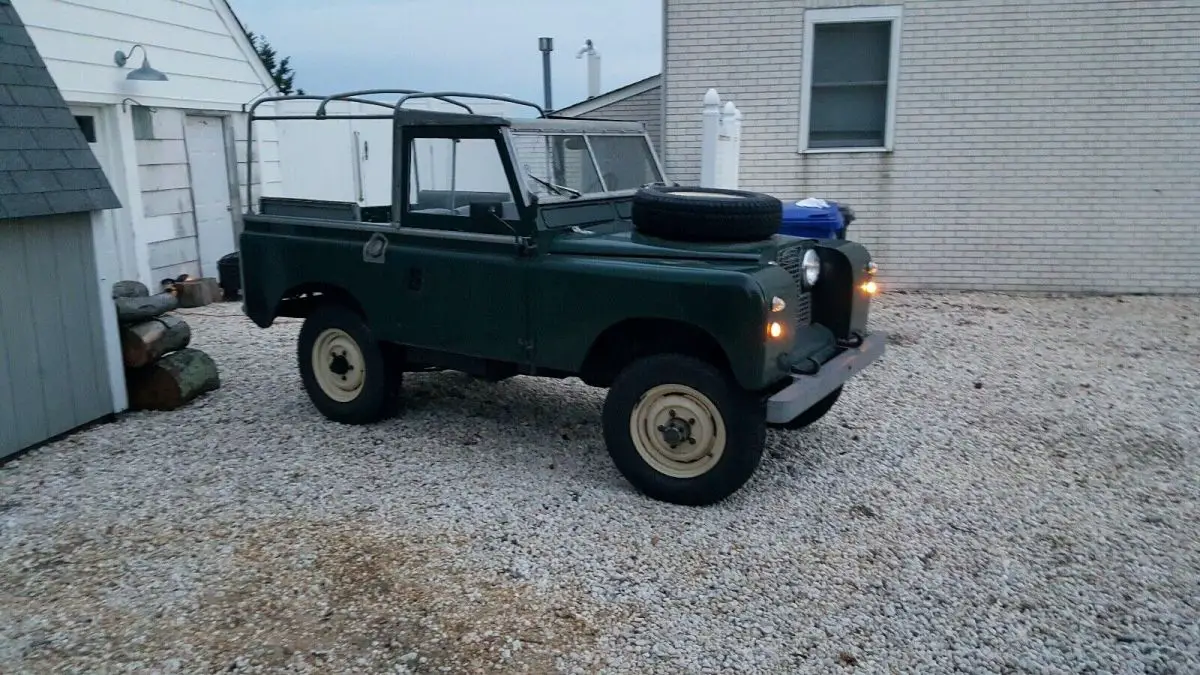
793;292;813;327
776;247;814;329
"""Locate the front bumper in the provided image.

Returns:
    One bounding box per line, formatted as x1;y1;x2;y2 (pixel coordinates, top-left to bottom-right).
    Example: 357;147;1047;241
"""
765;331;887;425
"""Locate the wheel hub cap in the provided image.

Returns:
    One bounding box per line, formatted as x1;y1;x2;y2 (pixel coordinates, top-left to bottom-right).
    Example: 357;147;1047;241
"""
311;328;366;403
329;352;352;377
657;410;696;448
630;384;727;479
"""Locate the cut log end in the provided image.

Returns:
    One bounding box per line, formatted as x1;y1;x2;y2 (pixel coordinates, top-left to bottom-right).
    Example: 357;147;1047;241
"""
120;315;192;369
126;348;220;411
171;278;222;308
112;280;150;299
115;292;179;324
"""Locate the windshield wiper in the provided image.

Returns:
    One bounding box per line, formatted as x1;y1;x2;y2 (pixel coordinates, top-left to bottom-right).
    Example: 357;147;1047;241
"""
526;171;581;198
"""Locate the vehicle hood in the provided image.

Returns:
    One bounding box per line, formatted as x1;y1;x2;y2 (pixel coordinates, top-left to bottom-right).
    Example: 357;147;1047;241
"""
547;222;802;264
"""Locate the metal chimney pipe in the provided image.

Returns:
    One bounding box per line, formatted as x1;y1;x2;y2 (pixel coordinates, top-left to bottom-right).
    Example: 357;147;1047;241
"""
577;39;601;99
538;37;554;111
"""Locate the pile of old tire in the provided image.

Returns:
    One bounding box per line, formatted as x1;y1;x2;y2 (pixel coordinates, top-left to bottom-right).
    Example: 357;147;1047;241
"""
630;185;783;242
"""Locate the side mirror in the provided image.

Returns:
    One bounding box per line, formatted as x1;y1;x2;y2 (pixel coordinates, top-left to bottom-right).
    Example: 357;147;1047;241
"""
469;201;505;220
470;200;518;236
563;137;587;151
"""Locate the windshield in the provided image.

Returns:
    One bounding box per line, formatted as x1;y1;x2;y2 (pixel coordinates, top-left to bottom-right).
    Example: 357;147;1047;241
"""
509;131;664;200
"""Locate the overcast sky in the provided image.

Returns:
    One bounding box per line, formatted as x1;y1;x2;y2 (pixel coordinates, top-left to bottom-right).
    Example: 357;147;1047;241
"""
227;0;662;110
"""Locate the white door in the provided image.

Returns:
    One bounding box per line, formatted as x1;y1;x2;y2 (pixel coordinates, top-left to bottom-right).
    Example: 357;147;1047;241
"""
185;116;235;278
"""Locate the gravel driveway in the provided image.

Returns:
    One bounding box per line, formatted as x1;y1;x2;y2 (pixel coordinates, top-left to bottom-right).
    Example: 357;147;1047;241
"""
2;292;1197;674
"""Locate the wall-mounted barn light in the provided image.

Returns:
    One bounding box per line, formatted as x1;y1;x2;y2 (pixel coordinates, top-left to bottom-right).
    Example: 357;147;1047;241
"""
113;44;169;81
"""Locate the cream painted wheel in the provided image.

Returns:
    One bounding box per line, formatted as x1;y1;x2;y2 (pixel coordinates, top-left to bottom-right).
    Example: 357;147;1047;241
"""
603;354;765;506
629;383;727;479
311;328;366;403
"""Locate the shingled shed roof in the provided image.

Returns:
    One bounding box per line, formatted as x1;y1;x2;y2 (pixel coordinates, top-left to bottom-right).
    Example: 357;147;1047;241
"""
0;0;120;221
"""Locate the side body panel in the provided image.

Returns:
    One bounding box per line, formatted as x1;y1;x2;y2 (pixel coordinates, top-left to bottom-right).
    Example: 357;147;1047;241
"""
527;253;774;390
240;216;528;363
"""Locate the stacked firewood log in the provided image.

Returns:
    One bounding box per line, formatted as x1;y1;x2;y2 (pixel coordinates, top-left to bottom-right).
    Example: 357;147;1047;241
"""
112;277;221;411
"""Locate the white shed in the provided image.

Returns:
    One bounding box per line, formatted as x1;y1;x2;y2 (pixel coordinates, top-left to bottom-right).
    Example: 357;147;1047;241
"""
13;0;282;288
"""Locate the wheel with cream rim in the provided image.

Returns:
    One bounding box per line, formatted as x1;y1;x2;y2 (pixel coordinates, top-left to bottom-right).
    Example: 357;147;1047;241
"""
602;353;766;506
297;303;400;425
630;185;782;243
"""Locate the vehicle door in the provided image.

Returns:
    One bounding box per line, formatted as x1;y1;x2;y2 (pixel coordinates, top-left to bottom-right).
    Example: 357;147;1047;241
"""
390;126;531;364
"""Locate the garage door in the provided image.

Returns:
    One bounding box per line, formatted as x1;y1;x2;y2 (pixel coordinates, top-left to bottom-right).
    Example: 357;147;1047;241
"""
0;214;114;459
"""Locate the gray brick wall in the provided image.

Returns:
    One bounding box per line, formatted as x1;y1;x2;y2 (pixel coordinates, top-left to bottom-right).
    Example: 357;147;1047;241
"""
578;85;664;152
664;0;1200;293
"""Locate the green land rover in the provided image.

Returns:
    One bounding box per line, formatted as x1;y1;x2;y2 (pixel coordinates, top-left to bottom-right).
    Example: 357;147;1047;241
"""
237;89;886;506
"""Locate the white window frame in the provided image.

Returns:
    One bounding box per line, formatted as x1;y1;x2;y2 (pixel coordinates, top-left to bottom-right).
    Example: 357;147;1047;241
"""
798;5;903;154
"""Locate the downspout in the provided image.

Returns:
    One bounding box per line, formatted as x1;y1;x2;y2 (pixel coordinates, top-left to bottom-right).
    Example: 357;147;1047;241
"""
660;0;669;173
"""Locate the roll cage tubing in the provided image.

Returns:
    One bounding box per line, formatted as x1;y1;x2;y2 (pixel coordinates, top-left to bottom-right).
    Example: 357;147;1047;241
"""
241;89;548;214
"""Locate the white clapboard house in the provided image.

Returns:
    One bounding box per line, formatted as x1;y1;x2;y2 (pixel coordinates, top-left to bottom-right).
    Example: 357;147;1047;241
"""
11;0;283;289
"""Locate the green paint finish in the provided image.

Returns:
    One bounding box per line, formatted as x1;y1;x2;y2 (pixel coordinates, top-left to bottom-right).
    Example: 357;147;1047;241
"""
240;112;877;394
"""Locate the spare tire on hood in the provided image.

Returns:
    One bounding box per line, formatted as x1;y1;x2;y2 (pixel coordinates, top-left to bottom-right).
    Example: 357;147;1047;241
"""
631;185;782;243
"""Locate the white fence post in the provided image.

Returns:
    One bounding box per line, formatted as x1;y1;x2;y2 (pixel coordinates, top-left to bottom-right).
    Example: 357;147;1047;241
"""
700;89;743;190
728;104;742;190
714;101;743;190
700;88;721;187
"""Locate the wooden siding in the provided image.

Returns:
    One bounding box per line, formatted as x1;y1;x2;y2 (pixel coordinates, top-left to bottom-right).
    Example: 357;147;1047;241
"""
135;107;199;281
135;107;272;282
0;213;113;458
13;0;283;285
12;0;274;111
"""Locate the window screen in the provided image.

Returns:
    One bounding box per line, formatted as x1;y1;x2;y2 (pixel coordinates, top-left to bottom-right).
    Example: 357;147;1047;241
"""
808;20;892;149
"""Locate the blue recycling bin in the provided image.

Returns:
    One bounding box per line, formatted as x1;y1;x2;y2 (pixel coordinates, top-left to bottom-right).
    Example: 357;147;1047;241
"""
780;198;846;239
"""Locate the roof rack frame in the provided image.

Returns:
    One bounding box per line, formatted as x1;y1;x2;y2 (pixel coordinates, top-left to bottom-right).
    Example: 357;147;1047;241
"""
314;89;476;117
241;89;549;214
391;92;546;118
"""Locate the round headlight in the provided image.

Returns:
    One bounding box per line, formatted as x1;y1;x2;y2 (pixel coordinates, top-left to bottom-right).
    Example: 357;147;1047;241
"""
802;249;821;286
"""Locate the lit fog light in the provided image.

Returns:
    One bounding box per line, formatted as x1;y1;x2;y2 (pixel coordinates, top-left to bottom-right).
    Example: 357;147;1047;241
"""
861;280;878;295
767;321;784;339
802;249;820;286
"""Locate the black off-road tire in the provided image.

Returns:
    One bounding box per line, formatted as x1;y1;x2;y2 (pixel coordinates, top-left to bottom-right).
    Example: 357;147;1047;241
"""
768;386;843;431
297;303;401;425
602;354;766;506
631;185;782;243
